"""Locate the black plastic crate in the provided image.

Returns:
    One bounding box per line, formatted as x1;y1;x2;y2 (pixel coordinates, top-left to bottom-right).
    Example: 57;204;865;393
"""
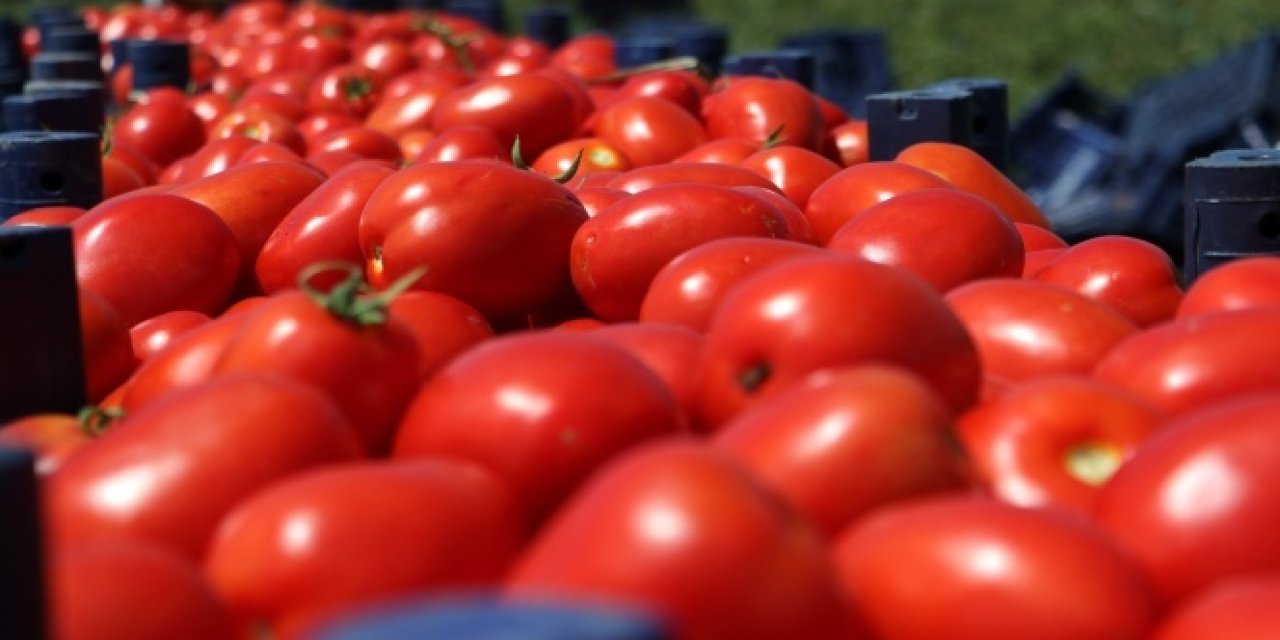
780;28;895;118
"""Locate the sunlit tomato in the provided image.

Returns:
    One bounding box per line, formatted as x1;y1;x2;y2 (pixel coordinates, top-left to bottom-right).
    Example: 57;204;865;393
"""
606;162;781;194
956;376;1163;514
827;188;1024;292
604;70;708;117
696;254;981;428
298;112;362;146
549;33;615;80
592;95;707;167
306;64;381;120
828;119;868;167
177;135;263;182
1096;393;1280;604
237;91;309;122
714;365;965;537
208;108;306;155
186;92;234;132
1;206;84;226
130;310;212;362
412;124;507;163
0;411;106;476
105;141;160;186
237;142;309;168
531;137;631;177
703;76;825;151
1093;307;1280;416
431;72;581;160
571;184;796;322
395;129;435;162
508;439;856;640
364;81;456;140
739;145;841;211
1017;222;1069;252
354;38;415;84
832;495;1159;640
804;161;954;244
572;186;628;217
380;68;471;102
1022;248;1065;278
286;32;351;75
897;141;1051;228
111;98;207;169
244;70;315;105
120;311;248;413
588;322;705;429
1176;256;1280;317
676;137;761;165
1031;235;1183;328
1152;575;1280;640
308;126;402;162
387;290;493;381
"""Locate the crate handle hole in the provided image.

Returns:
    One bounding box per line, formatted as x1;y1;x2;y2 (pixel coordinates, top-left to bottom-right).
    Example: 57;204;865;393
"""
1258;211;1280;240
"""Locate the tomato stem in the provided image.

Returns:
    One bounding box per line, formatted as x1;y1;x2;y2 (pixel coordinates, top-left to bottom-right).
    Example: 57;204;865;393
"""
297;261;427;327
76;405;122;438
737;362;772;393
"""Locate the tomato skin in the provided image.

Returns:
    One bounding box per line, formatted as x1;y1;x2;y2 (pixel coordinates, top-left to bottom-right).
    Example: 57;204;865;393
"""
832;495;1159;640
703;76;825;151
570;186;628;218
804;161;954;245
605;161;781;194
956;376;1162;514
73;194;241;328
178;135;263;182
1176;256;1280;318
387;290;494;381
205;459;526;639
0;413;95;475
1093;308;1280;416
2;206;85;226
121;311;247;413
50;543;237;640
411;124;507;163
360;160;588;321
256;161;395;295
570;184;796;322
696;254;981;428
1095;393;1280;604
592;95;707;167
714;365;965;537
306;64;381;120
676;137;761;165
828;188;1024;292
638;236;827;332
78;287;139;404
829;119;869;167
431;72;581;160
946;279;1138;385
1017;222;1069;252
897;141;1051;228
129;310;213;362
739;145;842;210
604;70;708;118
1152;576;1280;640
531;137;632;176
1032;235;1183;328
507;439;857;640
102;156;146;200
208;107;306;156
308;126;402;162
588;322;705;430
48;373;362;561
112;98;207;169
364;81;456;140
298;112;363;146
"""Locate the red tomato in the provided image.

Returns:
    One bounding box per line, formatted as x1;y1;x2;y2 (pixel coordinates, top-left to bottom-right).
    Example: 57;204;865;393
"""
298;112;362;146
0;410;108;475
308;126;402;162
1032;235;1183;328
605;70;707;117
120;311;247;413
1152;575;1280;640
287;32;351;75
431;72;581;160
236;91;309;122
48;373;362;560
1093;308;1280;416
73;194;240;327
129;309;212;363
205;459;526;639
804;161;954;244
550;33;615;80
380;68;471;102
592;95;707;167
829;119;869;167
393;332;683;522
605;161;781;194
956;376;1163;514
177;135;263;181
733;185;815;243
208;107;306;155
111;98;207;169
897;141;1051;228
739;145;842;210
832;495;1159;640
359;160;588;321
387;290;494;381
1;206;84;226
50;542;236;640
1022;248;1065;277
1176;256;1280;318
78;287;138;404
570;183;796;322
237;141;309;167
363;81;456;140
676;137;761;164
354;38;415;84
946;279;1138;386
703;76;825;151
588;322;705;429
105;141;160;186
1017;221;1069;252
102;156;146;200
828;188;1024;292
572;186;628;217
714;365;965;537
695;254;981;428
411;124;507;163
531;137;632;177
1095;393;1280;604
508;439;856;640
638;236;826;332
306;64;381;119
396;129;435;163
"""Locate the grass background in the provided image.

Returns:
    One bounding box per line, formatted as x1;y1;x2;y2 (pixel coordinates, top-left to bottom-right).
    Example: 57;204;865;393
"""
10;0;1280;115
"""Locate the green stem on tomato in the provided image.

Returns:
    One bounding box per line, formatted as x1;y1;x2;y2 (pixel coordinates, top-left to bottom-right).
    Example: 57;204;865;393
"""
76;405;122;438
298;261;427;327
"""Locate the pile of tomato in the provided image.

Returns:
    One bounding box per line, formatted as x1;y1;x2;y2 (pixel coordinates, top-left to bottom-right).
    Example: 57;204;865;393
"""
5;1;1280;638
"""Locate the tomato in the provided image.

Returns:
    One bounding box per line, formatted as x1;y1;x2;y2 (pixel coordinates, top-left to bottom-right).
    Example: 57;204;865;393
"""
1152;575;1280;640
1176;256;1280;318
1031;235;1183;328
832;495;1159;640
205;459;525;639
804;161;954;244
739;145;842;210
828;119;869;167
695;254;981;428
307;63;381;119
0;410;111;475
387;290;493;381
298;112;362;146
48;373;362;560
50;542;237;640
572;186;628;217
676;137;762;164
1093;308;1280;416
73;193;240;328
531;137;632;177
244;70;316;105
364;81;456;140
431;72;581;160
703;76;825;151
308;125;402;162
1095;393;1280;604
508;439;856;640
380;68;471;103
129;310;212;362
105;141;160;186
78;287;139;404
714;365;965;537
354;38;415;84
588;321;705;430
1;206;84;226
828;188;1024;292
897;141;1051;228
571;183;796;322
237;141;310;168
208;107;307;155
102;156;146;200
946;279;1137;386
605;161;781;194
236;91;310;122
956;376;1162;514
411;124;507;163
1017;221;1069;252
604;70;708;117
256;161;395;294
120;312;248;413
178;135;263;182
286;32;351;75
111;97;207;169
168;160;326;288
592;95;707;167
396;129;436;163
638;236;826;332
360;160;588;321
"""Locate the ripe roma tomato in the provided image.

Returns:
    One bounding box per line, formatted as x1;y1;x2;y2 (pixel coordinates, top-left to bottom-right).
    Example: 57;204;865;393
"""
956;376;1163;514
703;76;825;151
606;162;780;194
828;119;869;167
531;137;632;177
308;126;402;163
804;161;954;244
393;332;683;523
111;98;207;169
364;81;457;140
897;141;1051;228
827;188;1024;292
431;72;581;160
832;495;1159;640
508;439;856;640
129;310;212;362
1032;235;1183;328
676;137;761;165
412;124;507;163
695;254;981;428
739;145;842;210
387;290;493;381
713;365;965;537
1152;576;1280;640
1176;256;1280;317
359;160;588;321
0;408;116;475
307;64;382;119
588;322;705;429
1095;393;1280;604
592;95;707;167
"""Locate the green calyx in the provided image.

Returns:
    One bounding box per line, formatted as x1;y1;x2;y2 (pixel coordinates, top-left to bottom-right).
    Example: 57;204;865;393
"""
77;405;122;438
298;261;427;327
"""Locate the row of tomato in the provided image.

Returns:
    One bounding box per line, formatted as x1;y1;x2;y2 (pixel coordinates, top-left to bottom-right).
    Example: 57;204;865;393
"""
5;1;1280;639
